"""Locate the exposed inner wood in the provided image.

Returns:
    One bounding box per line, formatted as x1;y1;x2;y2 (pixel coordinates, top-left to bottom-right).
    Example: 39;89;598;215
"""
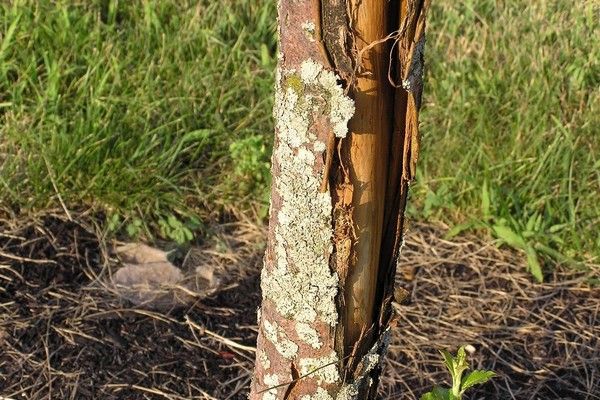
342;0;395;352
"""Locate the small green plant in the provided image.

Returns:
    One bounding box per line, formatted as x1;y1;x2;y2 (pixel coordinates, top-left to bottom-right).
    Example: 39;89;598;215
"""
421;346;496;400
227;135;272;217
158;216;192;244
107;212;201;244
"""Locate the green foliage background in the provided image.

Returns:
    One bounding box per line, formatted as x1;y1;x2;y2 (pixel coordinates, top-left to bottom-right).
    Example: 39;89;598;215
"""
1;0;598;276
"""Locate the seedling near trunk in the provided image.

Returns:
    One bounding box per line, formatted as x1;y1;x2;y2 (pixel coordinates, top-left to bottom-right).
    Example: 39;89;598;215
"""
421;346;496;400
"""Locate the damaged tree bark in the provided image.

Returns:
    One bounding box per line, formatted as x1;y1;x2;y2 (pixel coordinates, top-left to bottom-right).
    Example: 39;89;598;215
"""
250;1;430;399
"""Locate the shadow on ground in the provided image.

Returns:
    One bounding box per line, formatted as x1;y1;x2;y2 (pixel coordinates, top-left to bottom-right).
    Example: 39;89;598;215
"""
0;213;598;399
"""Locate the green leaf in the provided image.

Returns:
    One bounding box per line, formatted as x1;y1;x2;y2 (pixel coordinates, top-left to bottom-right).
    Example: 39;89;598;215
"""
525;213;535;232
547;234;565;246
548;223;569;233
533;213;543;232
186;216;204;229
421;386;450;400
167;215;181;229
534;243;568;263
439;349;455;374
260;43;272;67
456;346;467;364
586;278;600;286
126;222;140;237
525;245;543;282
108;214;122;232
181;129;212;143
481;179;490;218
445;222;475;239
425;347;495;400
461;370;496;392
520;230;535;239
493;225;527;250
0;11;21;61
182;226;194;242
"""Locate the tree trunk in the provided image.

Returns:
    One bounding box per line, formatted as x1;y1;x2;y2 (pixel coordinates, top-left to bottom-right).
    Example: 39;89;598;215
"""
250;1;429;399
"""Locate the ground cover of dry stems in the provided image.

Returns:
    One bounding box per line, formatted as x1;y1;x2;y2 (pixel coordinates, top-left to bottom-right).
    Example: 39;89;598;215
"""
0;213;597;399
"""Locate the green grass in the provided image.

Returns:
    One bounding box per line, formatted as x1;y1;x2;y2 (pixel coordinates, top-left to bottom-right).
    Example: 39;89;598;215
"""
0;0;276;238
411;1;599;278
1;0;598;276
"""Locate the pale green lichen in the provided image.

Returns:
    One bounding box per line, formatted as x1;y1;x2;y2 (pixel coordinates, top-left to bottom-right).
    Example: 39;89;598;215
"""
299;60;321;83
261;59;354;328
299;351;340;385
263;319;299;359
335;384;358;400
273;85;312;148
259;349;271;370
314;141;327;153
286;74;305;96
263;373;280;400
301;388;334;400
301;21;316;42
296;322;322;349
299;59;354;138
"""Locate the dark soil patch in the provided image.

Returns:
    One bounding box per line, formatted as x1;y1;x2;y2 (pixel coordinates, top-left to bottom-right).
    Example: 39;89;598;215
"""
0;214;261;399
1;214;598;399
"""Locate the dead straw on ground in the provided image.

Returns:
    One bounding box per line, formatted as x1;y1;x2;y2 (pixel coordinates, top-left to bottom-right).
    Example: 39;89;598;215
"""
384;223;599;400
0;212;598;399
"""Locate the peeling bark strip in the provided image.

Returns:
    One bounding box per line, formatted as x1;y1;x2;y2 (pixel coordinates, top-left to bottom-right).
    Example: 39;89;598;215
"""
250;1;430;399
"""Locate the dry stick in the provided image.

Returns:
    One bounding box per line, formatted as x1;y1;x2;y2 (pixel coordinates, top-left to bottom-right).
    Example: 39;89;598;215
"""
185;315;255;353
0;249;58;265
128;385;177;398
223;377;253;400
0;263;25;282
43;310;54;396
43;155;73;222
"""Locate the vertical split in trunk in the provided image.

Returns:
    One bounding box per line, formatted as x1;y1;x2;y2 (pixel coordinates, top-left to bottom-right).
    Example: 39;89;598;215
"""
340;0;394;353
250;1;429;399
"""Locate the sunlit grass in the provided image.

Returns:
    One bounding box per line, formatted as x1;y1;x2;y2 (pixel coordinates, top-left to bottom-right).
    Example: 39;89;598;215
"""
1;0;597;275
0;0;276;237
411;0;599;275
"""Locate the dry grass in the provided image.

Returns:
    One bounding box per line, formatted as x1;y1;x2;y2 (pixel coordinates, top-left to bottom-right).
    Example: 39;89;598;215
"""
0;213;598;399
385;223;599;399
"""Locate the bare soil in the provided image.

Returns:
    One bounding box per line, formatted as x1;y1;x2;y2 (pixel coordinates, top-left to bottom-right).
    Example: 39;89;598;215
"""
0;213;598;399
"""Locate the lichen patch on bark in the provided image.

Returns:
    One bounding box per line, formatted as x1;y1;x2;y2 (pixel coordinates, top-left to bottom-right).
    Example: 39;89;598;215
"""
301;388;335;400
299;59;354;138
301;22;316;42
263;318;300;359
298;351;341;385
296;322;323;349
263;373;281;400
259;349;271;370
261;59;354;328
